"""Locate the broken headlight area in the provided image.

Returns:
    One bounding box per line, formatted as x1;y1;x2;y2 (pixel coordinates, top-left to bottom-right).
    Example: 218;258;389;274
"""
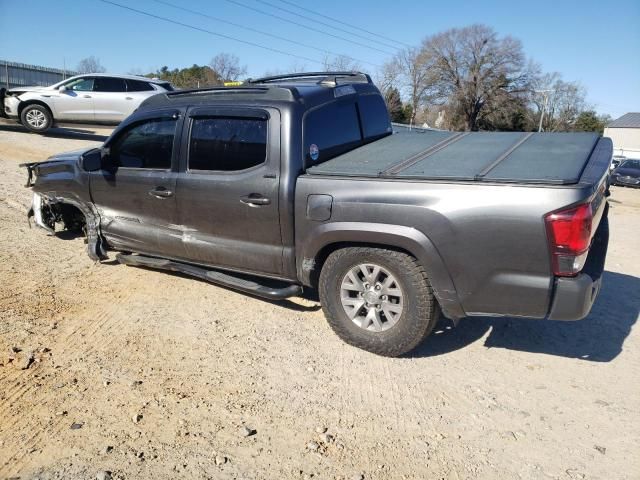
29;193;86;236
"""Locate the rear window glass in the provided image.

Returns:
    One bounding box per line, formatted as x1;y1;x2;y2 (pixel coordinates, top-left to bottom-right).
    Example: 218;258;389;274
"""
126;79;154;92
620;160;640;170
158;82;174;91
358;94;392;139
304;101;362;164
189;117;267;171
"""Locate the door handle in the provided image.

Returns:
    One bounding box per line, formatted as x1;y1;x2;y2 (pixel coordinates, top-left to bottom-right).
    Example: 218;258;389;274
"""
240;194;271;206
149;186;174;198
83;95;92;98
125;97;133;100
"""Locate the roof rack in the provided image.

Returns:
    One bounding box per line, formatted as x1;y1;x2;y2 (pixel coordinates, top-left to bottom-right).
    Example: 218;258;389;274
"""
166;86;270;97
247;71;372;85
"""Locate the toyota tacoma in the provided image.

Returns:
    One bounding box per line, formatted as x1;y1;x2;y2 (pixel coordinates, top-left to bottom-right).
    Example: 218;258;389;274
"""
20;72;611;356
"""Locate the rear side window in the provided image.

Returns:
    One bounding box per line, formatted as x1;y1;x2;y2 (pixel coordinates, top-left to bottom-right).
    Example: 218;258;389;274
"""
358;94;392;139
304;101;362;163
110;118;177;169
126;79;154;92
94;77;126;92
158;82;174;91
189;117;267;171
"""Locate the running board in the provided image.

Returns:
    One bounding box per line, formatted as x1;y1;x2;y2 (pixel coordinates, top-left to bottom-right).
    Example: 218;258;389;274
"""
115;253;303;300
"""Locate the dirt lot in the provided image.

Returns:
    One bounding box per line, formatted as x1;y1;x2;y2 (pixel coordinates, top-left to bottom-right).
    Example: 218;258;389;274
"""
0;124;638;480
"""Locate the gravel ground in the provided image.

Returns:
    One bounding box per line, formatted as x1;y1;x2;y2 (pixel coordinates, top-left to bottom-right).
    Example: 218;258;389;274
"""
0;124;638;480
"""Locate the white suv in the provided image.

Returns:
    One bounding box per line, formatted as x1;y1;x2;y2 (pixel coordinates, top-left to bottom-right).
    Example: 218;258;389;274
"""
2;73;174;133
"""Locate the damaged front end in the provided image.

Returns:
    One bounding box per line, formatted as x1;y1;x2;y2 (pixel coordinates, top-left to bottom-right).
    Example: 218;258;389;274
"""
21;153;108;261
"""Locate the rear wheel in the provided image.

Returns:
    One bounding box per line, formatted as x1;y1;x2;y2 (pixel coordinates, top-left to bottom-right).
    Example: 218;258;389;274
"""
20;104;52;133
319;247;440;357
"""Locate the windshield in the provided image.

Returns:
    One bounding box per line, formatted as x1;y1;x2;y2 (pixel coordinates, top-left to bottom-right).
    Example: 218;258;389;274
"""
619;160;640;170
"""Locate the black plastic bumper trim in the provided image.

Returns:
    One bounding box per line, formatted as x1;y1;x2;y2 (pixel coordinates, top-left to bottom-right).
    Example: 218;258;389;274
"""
547;208;609;321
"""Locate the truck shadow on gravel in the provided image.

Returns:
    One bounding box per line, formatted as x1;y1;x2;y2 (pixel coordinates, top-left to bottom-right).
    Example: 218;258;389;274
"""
411;271;639;362
108;262;323;313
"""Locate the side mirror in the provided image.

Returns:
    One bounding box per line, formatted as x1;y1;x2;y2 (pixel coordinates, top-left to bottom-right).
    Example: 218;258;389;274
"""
81;149;102;172
58;85;67;93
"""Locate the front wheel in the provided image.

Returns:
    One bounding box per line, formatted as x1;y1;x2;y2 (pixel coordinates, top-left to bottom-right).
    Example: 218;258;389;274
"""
20;104;53;133
319;247;440;357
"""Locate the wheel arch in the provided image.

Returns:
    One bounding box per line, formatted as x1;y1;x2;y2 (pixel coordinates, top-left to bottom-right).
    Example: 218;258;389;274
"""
18;99;54;119
298;222;465;320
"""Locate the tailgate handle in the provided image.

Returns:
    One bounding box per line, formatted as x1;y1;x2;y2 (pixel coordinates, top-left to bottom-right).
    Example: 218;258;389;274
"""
149;186;173;198
240;194;270;206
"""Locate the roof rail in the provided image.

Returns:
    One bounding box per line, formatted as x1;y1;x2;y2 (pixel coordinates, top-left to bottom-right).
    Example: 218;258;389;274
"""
166;86;269;96
247;71;372;85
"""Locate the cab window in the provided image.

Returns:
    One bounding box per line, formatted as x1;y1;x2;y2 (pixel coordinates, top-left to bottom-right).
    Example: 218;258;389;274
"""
303;101;361;164
358;94;392;139
109;118;177;169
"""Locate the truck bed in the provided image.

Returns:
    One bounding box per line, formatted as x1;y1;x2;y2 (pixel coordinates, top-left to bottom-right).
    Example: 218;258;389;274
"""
306;130;602;185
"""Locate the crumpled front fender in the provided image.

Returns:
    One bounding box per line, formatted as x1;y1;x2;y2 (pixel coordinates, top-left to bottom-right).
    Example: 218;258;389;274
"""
28;192;107;261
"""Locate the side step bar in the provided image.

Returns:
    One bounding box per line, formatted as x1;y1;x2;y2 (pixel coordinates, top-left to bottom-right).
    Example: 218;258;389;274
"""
116;253;303;300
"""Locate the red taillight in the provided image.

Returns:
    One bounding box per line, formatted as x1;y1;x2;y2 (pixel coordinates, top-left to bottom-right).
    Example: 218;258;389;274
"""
545;203;593;276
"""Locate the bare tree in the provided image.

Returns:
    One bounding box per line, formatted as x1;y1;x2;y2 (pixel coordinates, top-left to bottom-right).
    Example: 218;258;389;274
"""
322;55;361;72
76;56;106;74
381;47;438;125
530;72;587;131
262;60;312;78
209;53;247;83
423;24;532;131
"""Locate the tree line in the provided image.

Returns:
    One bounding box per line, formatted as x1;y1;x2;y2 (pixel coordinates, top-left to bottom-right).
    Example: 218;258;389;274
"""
74;24;610;133
378;24;610;133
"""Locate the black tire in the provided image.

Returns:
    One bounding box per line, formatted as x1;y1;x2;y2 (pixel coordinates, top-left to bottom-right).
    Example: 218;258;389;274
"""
20;103;53;133
319;247;440;357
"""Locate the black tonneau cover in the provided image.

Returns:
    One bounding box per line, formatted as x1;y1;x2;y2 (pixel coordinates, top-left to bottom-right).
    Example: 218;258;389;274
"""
306;130;601;185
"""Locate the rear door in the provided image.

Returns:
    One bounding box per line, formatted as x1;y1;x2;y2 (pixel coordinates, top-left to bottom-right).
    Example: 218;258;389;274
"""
89;109;184;257
92;77;129;122
124;79;159;117
174;107;283;276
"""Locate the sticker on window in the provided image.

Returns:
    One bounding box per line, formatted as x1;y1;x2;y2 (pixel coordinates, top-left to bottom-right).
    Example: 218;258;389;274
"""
309;144;319;161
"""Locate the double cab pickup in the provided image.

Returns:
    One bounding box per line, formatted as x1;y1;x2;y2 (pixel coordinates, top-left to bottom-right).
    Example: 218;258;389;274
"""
21;72;611;356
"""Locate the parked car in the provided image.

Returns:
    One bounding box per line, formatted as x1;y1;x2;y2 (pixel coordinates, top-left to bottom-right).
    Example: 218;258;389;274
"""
610;155;626;171
610;159;640;188
2;74;174;133
20;72;611;357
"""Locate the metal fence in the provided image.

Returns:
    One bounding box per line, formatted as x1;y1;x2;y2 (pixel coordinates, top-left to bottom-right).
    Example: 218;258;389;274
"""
0;60;77;89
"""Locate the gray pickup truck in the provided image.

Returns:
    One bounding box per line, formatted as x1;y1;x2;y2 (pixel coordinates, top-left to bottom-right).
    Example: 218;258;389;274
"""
21;72;611;356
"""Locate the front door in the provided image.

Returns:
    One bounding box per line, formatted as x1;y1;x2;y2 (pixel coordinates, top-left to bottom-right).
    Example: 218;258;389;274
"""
53;76;95;121
89;110;184;257
174;107;283;277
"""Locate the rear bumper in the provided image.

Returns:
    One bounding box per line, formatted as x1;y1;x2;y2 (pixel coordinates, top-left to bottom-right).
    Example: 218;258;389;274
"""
547;208;609;321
